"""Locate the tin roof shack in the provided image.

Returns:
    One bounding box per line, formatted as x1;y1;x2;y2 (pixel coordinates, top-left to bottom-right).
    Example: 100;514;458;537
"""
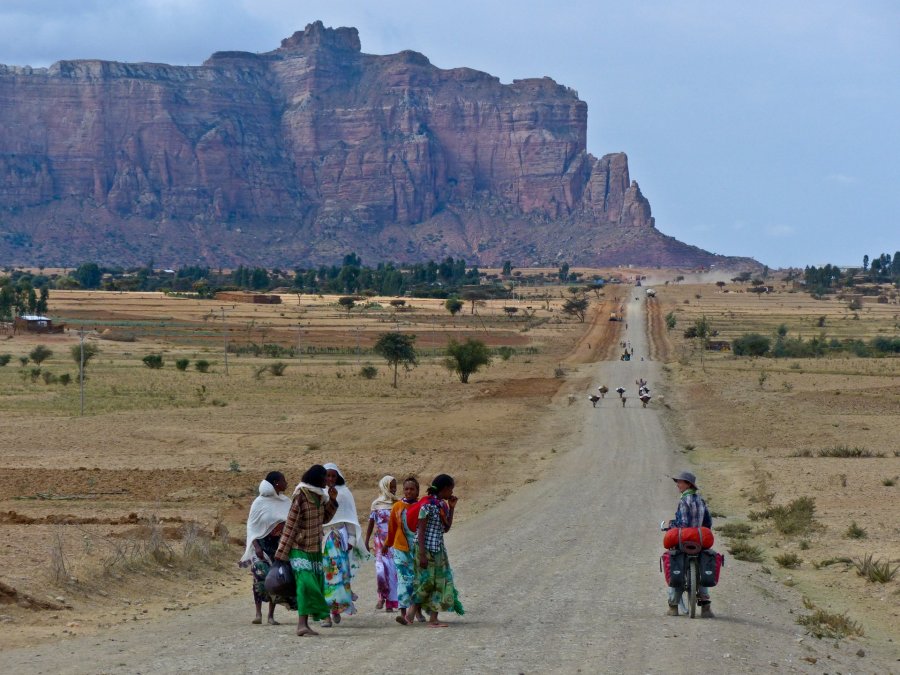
14;315;65;334
214;292;282;304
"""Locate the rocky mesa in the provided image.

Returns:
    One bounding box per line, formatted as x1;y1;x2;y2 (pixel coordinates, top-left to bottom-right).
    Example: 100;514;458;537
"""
0;21;757;269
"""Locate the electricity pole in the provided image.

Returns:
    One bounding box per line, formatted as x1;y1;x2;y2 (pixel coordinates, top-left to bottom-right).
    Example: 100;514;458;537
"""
221;307;229;375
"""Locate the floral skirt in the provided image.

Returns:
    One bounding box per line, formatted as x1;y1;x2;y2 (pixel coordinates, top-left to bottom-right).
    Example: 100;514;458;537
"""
374;545;399;609
289;549;330;620
412;547;464;615
392;547;415;609
322;530;358;615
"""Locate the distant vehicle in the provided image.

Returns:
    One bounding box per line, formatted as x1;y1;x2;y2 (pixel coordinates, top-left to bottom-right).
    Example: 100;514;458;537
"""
609;312;620;321
645;288;656;297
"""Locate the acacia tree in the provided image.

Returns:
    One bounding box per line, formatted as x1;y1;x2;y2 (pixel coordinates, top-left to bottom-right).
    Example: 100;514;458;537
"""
462;290;488;315
70;342;100;383
373;332;418;388
562;297;589;322
445;298;463;316
693;316;711;368
29;344;53;365
444;338;492;383
338;296;356;314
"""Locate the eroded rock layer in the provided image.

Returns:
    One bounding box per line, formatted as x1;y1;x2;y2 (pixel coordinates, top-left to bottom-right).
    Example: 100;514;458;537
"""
0;21;756;268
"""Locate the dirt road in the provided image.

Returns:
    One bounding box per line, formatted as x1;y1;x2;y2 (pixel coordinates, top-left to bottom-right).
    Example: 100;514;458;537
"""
4;295;895;673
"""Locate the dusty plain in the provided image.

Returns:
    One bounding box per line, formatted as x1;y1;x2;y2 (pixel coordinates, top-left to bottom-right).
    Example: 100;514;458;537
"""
645;274;900;645
0;280;624;648
1;269;899;662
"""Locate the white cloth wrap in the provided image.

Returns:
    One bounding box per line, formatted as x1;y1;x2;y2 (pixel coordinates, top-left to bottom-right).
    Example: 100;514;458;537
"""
240;480;291;564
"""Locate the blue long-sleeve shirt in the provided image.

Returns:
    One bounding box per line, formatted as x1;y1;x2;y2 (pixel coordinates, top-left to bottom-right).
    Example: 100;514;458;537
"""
672;489;712;529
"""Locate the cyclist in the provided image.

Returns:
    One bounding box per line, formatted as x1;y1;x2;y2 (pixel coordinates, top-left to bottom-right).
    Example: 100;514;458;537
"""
665;471;714;618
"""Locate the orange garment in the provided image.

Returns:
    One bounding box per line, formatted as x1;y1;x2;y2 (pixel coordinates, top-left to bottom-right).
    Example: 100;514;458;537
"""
385;499;410;552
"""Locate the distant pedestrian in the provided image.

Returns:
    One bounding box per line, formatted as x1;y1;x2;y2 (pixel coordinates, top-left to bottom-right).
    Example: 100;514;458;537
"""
621;396;627;408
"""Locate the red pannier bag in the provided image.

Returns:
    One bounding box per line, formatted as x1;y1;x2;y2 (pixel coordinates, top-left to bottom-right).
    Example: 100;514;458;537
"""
663;526;714;550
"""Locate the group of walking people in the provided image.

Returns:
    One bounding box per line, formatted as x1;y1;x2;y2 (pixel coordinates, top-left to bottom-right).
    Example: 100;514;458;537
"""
239;463;463;636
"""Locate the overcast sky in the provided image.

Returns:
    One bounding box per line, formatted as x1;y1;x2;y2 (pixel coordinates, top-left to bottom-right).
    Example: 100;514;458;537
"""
2;0;897;268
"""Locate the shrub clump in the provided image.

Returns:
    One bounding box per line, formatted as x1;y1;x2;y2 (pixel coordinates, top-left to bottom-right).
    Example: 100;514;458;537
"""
853;554;899;583
142;354;164;369
750;496;816;535
359;365;378;379
727;540;764;562
717;522;753;539
797;607;863;639
195;360;210;373
732;333;771;356
774;552;802;569
175;358;190;371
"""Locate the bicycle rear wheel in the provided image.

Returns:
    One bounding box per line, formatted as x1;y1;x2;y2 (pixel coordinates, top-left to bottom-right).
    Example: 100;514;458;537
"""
688;557;699;618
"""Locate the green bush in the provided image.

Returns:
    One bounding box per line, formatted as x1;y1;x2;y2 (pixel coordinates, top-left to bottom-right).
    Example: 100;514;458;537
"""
195;360;210;373
717;522;753;539
29;344;53;365
142;354;164;369
0;354;11;367
268;362;287;376
359;365;378;379
750;496;816;535
732;333;771;356
175;358;190;371
41;371;57;385
845;521;867;539
728;540;764;562
774;552;801;568
496;346;515;361
58;373;71;386
853;554;899;583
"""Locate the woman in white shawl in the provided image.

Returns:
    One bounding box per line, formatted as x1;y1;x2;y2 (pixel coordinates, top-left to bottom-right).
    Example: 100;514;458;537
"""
320;463;368;626
364;475;399;611
239;471;292;624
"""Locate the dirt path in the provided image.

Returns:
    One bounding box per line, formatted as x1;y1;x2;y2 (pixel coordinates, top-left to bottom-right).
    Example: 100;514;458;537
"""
4;294;895;673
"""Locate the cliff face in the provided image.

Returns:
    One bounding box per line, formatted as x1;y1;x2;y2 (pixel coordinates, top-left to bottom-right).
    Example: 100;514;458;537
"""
0;22;756;269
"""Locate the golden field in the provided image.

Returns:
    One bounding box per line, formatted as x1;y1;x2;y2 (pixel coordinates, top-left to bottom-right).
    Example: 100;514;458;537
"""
0;283;625;646
646;275;900;642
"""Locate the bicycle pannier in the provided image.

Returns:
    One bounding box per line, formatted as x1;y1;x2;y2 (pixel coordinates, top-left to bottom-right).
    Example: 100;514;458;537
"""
661;550;687;588
698;549;724;587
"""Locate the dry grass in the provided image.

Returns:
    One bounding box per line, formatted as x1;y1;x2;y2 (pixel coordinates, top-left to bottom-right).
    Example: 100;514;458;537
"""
728;540;764;562
1;283;622;647
853;554;900;583
653;274;900;642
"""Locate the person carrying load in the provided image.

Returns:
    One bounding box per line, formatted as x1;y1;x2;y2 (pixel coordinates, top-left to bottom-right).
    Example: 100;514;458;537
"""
664;471;714;617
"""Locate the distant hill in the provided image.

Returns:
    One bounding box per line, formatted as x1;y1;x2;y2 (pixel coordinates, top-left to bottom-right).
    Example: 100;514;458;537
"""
0;21;760;271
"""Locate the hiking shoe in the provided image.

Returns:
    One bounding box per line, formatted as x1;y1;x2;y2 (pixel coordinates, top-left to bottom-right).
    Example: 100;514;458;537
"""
700;604;715;618
666;605;679;616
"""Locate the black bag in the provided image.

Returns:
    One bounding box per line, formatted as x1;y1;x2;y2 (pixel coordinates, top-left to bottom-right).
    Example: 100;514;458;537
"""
665;550;687;588
699;549;723;587
264;559;295;598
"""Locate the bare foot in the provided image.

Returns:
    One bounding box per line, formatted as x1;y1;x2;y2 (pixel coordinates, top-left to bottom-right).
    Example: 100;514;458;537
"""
320;618;333;628
297;627;320;637
415;612;427;623
267;618;280;626
376;599;385;610
251;617;262;625
395;615;410;626
386;608;394;613
426;622;449;628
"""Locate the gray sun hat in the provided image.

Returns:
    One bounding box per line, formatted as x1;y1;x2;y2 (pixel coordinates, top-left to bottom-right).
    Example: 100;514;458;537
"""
672;471;698;487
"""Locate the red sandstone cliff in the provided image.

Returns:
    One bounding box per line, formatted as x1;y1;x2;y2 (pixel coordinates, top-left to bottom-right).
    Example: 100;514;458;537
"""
0;22;757;269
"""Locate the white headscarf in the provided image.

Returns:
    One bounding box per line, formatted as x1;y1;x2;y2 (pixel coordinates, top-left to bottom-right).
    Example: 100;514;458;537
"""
371;475;398;512
240;480;291;564
322;463;366;555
